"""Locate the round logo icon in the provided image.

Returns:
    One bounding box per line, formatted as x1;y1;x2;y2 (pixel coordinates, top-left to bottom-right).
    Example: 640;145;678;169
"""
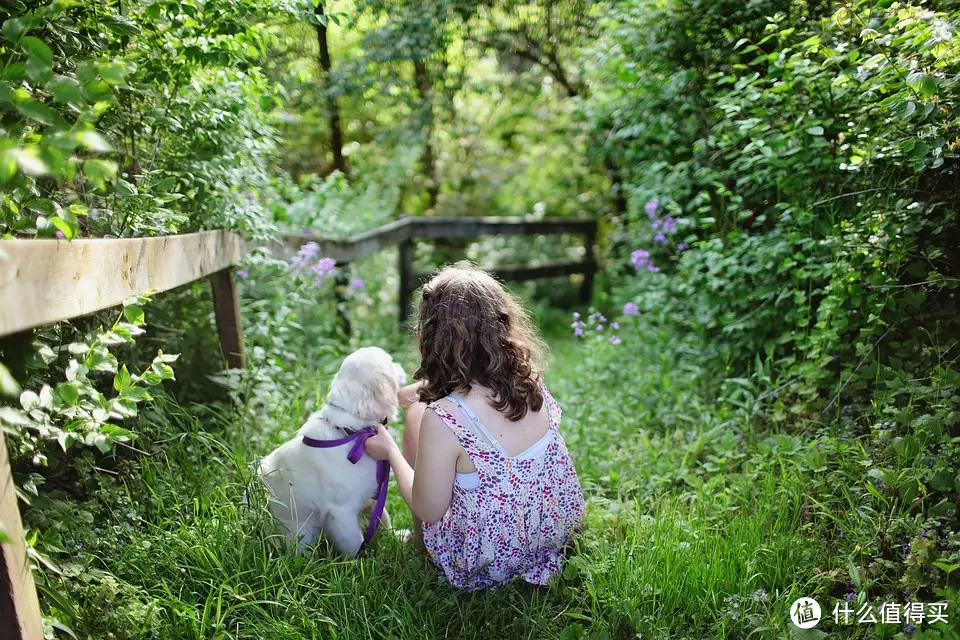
790;597;822;628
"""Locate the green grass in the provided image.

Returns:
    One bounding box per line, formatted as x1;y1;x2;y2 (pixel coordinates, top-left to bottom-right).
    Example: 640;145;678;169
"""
25;320;959;640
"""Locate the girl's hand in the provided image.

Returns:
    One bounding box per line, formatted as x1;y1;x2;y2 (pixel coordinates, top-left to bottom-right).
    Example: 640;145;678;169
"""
364;425;398;460
397;382;422;408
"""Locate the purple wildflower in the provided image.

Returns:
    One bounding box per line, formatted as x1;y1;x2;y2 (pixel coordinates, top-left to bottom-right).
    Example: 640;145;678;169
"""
846;592;855;601
654;232;668;245
236;269;249;280
644;198;659;220
309;257;337;284
676;243;689;251
631;249;658;272
905;624;915;634
55;230;65;239
623;302;640;316
647;264;660;273
289;242;320;271
245;191;257;201
347;276;366;291
609;335;621;345
574;327;584;337
652;219;663;231
573;312;581;320
611;322;620;330
662;216;678;234
596;324;604;332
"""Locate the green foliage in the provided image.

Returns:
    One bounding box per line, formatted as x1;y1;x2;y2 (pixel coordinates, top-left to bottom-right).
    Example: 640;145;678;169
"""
0;0;301;239
17;322;959;639
585;0;960;620
4;0;960;637
1;296;176;464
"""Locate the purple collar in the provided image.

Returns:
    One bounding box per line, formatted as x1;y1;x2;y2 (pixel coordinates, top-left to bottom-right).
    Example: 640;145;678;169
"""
301;426;389;550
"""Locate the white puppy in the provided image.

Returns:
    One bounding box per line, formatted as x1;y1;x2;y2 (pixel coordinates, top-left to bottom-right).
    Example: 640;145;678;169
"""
259;347;405;555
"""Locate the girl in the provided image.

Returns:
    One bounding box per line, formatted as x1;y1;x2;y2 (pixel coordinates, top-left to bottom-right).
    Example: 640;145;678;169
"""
364;263;585;590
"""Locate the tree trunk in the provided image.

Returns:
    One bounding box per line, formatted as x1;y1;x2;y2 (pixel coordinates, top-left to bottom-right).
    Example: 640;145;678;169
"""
315;3;346;175
604;155;628;215
414;59;438;210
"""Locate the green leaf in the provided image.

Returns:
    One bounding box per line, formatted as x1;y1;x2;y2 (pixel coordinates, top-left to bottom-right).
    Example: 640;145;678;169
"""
122;305;144;325
918;75;938;98
80;79;112;102
113;365;132;391
15;147;48;177
50;77;84;104
54;382;79;405
76;130;113;153
893;100;916;118
0;149;15;182
21;36;52;66
16;99;59;125
789;627;828;640
97;63;126;86
933;561;960;575
806;126;824;136
101;14;141;37
50;216;74;240
20;389;43;411
0;407;30;427
82;158;117;188
21;36;53;83
0;363;19;396
2;62;25;82
2;16;32;43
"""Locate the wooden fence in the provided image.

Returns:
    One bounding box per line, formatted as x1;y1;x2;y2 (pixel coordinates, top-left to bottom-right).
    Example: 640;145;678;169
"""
274;216;597;323
0;215;596;638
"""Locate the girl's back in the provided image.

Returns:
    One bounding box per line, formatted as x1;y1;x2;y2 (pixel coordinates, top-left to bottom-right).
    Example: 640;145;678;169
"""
363;262;585;589
423;383;584;590
449;383;551;472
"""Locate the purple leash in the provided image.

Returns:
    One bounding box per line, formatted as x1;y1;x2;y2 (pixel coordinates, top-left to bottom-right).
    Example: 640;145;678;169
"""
301;426;390;550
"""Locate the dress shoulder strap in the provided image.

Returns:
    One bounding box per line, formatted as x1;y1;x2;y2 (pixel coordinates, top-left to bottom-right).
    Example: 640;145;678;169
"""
541;382;562;429
426;398;503;467
446;394;506;454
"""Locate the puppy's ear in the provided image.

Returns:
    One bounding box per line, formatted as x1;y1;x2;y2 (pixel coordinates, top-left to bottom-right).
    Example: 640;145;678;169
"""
355;370;400;423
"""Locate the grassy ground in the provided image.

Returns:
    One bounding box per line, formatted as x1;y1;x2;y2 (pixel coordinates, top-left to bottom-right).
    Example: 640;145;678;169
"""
26;312;959;640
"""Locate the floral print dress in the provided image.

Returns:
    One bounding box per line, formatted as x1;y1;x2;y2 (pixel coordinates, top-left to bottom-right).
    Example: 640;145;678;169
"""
422;385;585;590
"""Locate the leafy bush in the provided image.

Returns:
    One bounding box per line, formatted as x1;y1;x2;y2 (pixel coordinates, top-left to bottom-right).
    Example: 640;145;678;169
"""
583;0;960;613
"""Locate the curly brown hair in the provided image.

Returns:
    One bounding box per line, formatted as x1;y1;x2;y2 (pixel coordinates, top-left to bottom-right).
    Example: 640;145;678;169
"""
413;262;546;421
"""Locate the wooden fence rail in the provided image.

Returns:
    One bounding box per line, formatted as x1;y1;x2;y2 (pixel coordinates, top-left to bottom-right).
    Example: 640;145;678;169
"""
0;214;596;638
275;216;597;324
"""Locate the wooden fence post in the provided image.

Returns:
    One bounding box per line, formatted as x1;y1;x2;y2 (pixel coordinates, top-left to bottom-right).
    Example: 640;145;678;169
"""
0;433;44;640
209;268;246;369
334;267;352;338
398;238;414;328
580;224;596;304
